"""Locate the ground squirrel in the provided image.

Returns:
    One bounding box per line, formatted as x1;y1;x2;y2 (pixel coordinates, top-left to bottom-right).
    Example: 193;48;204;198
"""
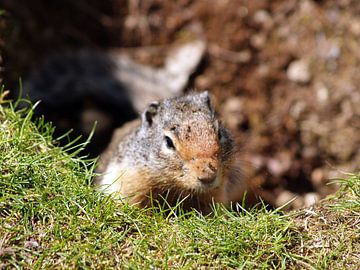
96;91;245;213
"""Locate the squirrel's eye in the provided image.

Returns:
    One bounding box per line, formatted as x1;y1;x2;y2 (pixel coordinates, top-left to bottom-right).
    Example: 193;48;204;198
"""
164;136;176;150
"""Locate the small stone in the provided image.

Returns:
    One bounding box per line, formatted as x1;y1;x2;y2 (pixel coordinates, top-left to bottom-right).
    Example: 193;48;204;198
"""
287;59;311;84
250;155;266;170
267;158;283;176
277;25;290;38
195;75;211;89
237;6;249;18
275;190;304;210
326;9;340;24
326;44;340;60
350;20;360;36
315;81;329;104
237;50;252;63
223;97;244;113
302;146;318;160
318;41;341;61
257;64;270;78
289;101;306;119
311;168;325;187
222;97;246;130
304;193;320;207
253;10;274;30
250;33;267;49
267;153;291;177
299;0;316;14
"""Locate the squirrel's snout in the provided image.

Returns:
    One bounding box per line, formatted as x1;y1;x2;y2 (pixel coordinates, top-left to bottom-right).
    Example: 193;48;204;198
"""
197;175;217;184
190;158;219;185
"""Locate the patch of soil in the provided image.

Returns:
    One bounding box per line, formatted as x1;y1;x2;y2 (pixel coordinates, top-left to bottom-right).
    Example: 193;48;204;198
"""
1;0;359;208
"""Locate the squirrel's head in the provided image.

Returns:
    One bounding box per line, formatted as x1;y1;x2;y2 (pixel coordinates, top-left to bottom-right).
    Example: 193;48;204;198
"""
140;91;234;193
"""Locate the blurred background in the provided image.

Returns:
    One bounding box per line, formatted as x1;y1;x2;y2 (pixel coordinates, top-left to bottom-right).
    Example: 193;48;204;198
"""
1;0;359;209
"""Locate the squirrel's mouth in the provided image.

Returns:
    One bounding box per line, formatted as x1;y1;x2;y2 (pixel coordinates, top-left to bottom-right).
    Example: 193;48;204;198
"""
198;176;217;187
195;174;222;192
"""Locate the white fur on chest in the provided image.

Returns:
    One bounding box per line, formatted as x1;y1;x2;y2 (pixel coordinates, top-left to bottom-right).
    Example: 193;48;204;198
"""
97;158;144;199
97;159;130;194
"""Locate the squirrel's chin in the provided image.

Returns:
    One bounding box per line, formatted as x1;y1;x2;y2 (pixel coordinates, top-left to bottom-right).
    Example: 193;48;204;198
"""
187;176;222;193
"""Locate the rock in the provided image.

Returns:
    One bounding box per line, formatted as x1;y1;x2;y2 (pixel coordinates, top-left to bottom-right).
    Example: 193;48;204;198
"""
267;152;291;177
236;49;252;63
253;10;274;31
250;33;267;49
287;59;311;84
277;25;291;38
275;190;304;210
304;192;320;207
222;97;246;130
315;81;329;104
350;20;360;36
289;100;306;119
316;36;341;61
326;9;340;24
195;75;211;89
250;155;266;170
302;146;318;160
256;64;270;78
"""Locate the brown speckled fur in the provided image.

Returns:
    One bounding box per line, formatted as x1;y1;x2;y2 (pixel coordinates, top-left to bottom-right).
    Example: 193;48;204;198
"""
96;92;246;213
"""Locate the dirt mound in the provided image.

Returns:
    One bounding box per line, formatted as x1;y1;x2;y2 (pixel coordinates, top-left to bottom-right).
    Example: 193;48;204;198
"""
2;0;359;208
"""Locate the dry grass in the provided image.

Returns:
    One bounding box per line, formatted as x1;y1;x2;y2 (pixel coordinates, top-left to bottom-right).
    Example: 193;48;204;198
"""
291;175;360;269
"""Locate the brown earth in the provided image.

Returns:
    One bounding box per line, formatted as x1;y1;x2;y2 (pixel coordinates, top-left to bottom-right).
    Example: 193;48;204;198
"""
1;0;359;208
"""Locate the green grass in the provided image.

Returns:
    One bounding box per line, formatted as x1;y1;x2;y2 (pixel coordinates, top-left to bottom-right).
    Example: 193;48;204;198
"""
0;94;359;269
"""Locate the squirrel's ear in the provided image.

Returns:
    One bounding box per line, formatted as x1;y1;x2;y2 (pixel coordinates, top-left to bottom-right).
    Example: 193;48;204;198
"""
199;91;212;110
142;101;160;127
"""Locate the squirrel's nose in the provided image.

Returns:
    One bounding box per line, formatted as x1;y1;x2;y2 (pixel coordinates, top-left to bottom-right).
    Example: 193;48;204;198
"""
193;158;218;184
197;175;217;184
